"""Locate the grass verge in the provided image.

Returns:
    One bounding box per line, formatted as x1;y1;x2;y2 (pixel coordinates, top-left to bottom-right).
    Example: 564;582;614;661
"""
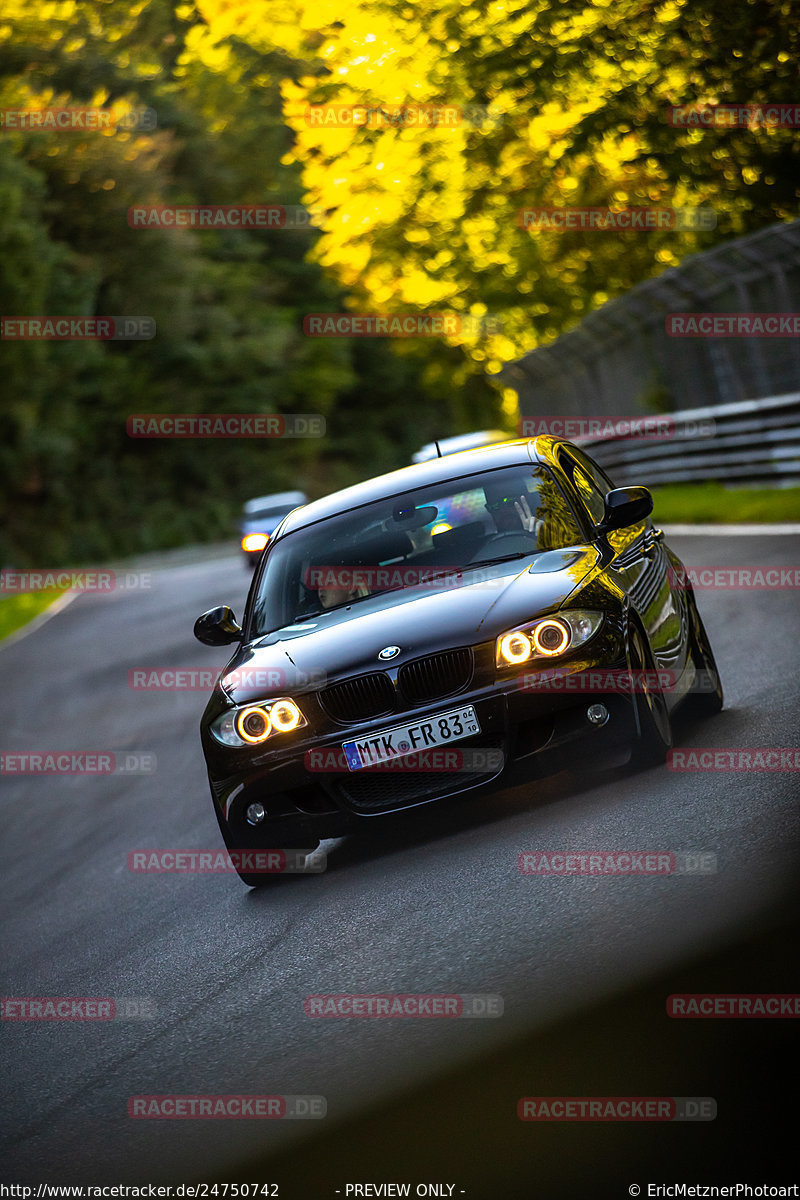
650;482;800;524
0;589;68;642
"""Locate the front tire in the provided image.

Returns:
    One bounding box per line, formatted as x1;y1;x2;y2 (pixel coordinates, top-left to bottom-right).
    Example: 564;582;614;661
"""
683;589;724;718
628;622;673;767
212;800;320;888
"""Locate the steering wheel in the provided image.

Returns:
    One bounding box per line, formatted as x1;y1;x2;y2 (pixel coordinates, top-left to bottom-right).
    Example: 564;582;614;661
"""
466;530;540;563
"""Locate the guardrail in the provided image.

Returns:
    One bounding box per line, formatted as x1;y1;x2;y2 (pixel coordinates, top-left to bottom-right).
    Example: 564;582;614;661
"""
573;392;800;487
504;222;800;413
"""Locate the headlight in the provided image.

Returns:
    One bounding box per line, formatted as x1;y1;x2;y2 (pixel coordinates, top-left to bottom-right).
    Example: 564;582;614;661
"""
242;533;269;553
268;698;304;732
531;619;571;656
236;705;272;744
496;610;602;668
498;631;534;664
210;697;307;747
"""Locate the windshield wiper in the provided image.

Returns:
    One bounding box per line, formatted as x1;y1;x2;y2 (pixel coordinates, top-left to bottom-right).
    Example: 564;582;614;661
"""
466;552;538;568
291;598;362;621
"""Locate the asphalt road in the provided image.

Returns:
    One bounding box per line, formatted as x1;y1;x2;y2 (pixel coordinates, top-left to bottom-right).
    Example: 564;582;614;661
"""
2;532;799;1191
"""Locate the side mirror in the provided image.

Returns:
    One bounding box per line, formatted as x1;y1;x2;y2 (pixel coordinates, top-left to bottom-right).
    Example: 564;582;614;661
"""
594;486;653;535
193;605;243;646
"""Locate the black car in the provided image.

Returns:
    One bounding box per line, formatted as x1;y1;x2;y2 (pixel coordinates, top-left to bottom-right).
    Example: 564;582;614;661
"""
195;436;722;886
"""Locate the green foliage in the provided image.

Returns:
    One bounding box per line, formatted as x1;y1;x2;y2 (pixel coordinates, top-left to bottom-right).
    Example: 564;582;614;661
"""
212;0;798;380
0;0;442;567
2;0;795;567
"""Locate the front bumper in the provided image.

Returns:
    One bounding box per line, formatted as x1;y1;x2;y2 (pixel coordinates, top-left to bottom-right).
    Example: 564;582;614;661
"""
203;635;641;843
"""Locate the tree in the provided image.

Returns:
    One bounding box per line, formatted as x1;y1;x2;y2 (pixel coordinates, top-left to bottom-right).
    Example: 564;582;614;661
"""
198;0;798;392
0;0;438;565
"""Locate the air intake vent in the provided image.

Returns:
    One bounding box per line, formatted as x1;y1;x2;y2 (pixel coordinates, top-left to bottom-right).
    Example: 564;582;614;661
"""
398;648;473;705
319;673;395;723
335;736;504;813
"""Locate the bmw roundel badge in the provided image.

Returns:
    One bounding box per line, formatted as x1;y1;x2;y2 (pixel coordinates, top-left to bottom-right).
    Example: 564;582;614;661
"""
378;645;401;660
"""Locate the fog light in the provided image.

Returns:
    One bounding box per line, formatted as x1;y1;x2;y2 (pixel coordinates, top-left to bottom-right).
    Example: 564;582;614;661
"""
246;802;266;825
587;703;609;726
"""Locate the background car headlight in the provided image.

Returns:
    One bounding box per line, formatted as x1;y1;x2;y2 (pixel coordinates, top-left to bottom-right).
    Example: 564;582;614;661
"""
242;533;269;553
496;610;603;667
210;698;307;747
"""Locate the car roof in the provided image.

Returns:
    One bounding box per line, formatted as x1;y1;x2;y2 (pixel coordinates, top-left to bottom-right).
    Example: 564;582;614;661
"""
277;436;563;536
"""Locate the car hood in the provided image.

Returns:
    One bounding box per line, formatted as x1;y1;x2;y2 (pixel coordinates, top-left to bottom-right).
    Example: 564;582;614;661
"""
220;547;599;703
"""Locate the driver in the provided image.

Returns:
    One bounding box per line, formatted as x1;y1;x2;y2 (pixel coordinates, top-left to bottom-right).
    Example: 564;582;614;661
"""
482;482;542;538
317;582;369;609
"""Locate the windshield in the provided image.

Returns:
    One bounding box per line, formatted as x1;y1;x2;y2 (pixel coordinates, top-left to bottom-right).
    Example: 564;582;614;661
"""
249;464;583;636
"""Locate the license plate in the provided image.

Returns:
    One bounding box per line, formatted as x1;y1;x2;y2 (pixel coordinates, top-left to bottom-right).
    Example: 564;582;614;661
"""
342;705;481;771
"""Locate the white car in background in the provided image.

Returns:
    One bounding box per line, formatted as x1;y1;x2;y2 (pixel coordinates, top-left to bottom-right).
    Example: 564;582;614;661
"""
411;430;510;464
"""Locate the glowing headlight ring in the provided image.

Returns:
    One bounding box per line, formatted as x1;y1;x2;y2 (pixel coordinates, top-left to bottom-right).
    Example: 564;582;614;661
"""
531;619;571;657
499;632;533;664
235;705;272;744
269;699;303;732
